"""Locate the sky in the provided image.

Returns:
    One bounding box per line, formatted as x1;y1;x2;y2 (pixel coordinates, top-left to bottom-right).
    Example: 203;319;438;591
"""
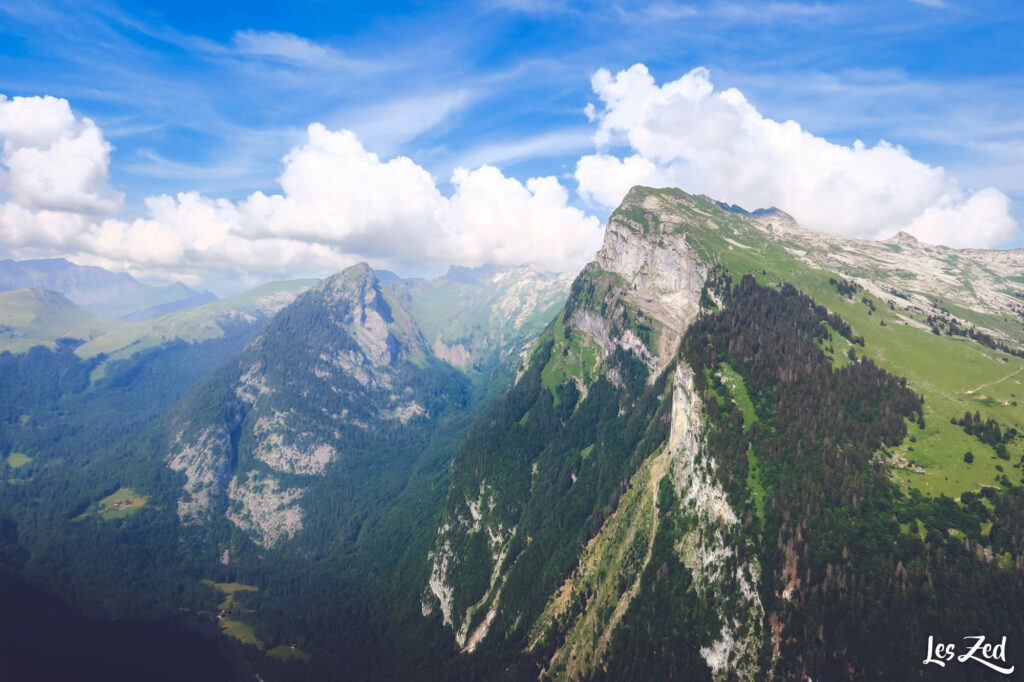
0;0;1022;293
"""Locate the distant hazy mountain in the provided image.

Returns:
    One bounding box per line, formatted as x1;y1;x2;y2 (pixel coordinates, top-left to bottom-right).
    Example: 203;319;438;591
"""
0;288;112;353
0;275;315;364
0;258;215;319
75;278;317;370
119;291;219;321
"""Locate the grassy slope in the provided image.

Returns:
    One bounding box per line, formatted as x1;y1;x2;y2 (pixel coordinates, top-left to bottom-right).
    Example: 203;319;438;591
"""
539;314;602;397
667;190;1024;499
267;645;312;662
6;452;32;469
718;363;768;518
201;581;265;648
200;581;313;660
76;279;317;362
0;289;113;353
91;487;149;520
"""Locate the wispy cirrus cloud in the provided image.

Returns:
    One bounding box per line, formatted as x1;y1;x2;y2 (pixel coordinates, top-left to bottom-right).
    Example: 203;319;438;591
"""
484;0;575;14
228;30;392;74
711;2;843;20
451;128;594;170
232;30;341;64
339;90;478;158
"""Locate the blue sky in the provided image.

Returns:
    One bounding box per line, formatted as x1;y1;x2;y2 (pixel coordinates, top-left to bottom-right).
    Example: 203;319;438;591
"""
0;0;1022;289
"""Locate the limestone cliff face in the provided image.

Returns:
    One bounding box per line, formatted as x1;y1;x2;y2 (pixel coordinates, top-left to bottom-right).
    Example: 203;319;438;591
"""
593;188;709;371
167;422;238;522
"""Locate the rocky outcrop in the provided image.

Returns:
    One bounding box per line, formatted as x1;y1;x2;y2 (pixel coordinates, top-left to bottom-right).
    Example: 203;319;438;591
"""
669;365;764;681
432;333;471;368
251;410;336;475
424;481;516;652
167;423;237;522
594;189;709;371
226;471;304;549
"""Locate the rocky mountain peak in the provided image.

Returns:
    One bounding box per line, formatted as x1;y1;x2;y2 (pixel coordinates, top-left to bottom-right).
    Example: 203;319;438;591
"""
748;206;800;234
165;260;574;548
317;261;376;300
885;230;920;245
588;187;709;371
310;262;401;368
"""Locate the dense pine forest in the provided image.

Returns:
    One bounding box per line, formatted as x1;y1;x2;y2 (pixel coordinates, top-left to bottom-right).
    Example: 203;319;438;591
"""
683;274;1024;679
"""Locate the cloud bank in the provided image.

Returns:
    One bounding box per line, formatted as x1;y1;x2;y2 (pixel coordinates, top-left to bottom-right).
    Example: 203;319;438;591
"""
575;64;1017;247
0;65;1018;290
0;98;601;288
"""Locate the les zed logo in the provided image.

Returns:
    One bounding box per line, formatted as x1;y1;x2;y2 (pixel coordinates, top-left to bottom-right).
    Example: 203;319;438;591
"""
924;635;1014;675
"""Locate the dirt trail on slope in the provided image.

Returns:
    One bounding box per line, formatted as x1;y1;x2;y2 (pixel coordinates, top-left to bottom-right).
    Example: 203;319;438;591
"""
965;366;1023;395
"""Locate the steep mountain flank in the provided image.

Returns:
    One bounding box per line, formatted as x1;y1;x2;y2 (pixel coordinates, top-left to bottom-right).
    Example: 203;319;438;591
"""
168;264;454;546
425;187;1024;681
424;189;761;678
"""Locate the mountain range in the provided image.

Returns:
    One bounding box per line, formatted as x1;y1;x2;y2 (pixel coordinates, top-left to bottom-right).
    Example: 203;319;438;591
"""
0;257;216;319
1;187;1022;681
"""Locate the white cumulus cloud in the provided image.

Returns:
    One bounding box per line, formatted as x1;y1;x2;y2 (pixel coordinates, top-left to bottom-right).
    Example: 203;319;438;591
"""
234;123;601;271
0;95;123;215
575;64;1018;247
574;153;662;208
0;101;601;288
